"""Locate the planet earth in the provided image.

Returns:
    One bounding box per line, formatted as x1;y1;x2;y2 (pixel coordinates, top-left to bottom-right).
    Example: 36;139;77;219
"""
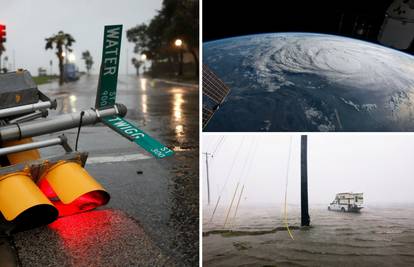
203;33;414;131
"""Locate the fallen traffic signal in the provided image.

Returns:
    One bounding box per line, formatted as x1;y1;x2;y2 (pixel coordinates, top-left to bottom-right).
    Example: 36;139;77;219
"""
0;25;173;233
38;161;110;217
0;138;110;231
0;171;58;231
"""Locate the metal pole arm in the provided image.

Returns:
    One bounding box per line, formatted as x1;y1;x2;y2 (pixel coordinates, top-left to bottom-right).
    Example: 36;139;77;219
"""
0;100;56;119
0;136;66;156
0;104;127;142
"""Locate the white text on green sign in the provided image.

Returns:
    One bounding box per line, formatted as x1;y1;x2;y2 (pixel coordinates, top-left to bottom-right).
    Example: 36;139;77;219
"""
96;25;122;108
104;116;174;159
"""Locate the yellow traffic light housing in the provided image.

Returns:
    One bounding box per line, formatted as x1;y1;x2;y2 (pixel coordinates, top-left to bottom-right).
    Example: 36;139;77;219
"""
38;161;110;217
0;172;58;230
0;137;109;230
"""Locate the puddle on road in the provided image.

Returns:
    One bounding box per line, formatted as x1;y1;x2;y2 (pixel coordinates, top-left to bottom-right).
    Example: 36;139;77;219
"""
172;146;197;152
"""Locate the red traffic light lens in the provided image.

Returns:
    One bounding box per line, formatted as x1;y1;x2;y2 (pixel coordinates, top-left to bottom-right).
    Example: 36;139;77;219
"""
38;178;109;217
0;24;6;42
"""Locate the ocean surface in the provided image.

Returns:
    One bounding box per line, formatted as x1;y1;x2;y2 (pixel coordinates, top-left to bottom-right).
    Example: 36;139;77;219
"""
203;204;414;266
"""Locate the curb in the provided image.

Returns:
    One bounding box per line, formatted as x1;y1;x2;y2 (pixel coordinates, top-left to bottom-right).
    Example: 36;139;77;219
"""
152;78;199;88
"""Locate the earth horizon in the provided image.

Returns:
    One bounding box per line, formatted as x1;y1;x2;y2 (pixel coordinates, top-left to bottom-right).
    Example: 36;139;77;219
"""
203;33;414;132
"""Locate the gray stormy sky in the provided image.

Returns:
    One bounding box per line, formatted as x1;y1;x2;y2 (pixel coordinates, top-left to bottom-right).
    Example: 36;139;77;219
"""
0;0;162;75
202;135;414;206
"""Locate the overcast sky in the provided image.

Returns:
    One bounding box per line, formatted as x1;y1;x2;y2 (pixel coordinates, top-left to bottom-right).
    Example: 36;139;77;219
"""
0;0;162;75
202;134;414;206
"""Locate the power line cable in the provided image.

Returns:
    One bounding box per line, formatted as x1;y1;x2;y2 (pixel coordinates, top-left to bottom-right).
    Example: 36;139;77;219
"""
228;137;257;228
224;182;239;227
212;136;225;155
284;136;295;240
209;137;246;223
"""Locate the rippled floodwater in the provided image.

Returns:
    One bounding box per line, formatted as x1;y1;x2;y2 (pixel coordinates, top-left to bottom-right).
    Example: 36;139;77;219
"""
203;204;414;266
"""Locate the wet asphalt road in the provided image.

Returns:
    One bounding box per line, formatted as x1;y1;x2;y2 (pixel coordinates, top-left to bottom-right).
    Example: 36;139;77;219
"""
6;75;199;266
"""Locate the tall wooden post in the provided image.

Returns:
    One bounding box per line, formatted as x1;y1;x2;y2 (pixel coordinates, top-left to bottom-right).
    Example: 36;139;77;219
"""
301;135;310;226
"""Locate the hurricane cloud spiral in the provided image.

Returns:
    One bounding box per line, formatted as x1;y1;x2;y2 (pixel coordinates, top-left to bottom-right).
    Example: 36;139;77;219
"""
203;33;414;131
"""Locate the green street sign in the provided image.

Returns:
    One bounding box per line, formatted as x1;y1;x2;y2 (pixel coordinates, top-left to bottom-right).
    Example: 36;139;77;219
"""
95;24;122;108
95;25;174;159
102;116;174;159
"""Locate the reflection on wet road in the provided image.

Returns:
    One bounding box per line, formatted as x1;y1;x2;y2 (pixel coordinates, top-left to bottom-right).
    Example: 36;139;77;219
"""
14;75;199;266
15;210;171;266
42;75;198;152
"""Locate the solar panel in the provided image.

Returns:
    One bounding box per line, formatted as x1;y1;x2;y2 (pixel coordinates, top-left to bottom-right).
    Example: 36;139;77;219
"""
202;107;214;128
202;64;231;129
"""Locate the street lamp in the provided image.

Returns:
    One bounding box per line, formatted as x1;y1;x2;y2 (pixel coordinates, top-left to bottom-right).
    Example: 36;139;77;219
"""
68;53;76;63
140;53;147;61
174;39;183;47
174;38;184;76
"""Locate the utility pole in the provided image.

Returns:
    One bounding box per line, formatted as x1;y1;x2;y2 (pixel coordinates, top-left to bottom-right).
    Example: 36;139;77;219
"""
203;152;213;205
12;49;15;71
0;24;5;72
126;47;129;76
301;135;310;226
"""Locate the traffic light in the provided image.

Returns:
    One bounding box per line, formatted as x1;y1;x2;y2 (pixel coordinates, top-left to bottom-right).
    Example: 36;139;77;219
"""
0;138;109;229
0;138;57;231
38;161;110;217
0;171;58;231
0;24;6;43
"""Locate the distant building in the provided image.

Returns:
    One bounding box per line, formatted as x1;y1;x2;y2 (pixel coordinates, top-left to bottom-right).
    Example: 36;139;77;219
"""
202;64;231;129
38;67;47;76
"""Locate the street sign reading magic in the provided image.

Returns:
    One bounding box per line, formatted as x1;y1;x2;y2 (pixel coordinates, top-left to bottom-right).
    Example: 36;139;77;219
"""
96;25;174;159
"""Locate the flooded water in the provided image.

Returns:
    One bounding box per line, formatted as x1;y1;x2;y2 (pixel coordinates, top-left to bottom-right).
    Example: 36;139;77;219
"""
203;204;414;266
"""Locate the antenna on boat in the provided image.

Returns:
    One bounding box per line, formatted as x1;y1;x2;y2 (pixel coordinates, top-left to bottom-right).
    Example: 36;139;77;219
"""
301;135;310;227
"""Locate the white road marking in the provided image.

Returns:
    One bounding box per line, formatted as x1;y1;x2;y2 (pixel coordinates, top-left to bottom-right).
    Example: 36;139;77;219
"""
87;153;151;164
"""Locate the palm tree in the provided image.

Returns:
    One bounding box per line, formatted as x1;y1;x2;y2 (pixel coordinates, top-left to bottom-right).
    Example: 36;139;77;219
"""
81;50;94;75
45;31;75;85
131;58;142;76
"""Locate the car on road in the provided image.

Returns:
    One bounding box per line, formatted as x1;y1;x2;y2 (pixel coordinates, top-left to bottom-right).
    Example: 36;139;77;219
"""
64;63;80;82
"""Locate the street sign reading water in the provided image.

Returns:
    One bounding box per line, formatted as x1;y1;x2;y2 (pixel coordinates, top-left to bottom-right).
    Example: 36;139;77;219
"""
96;25;174;159
96;25;122;108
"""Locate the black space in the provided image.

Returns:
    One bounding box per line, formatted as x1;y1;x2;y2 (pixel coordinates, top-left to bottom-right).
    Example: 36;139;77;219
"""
203;0;402;49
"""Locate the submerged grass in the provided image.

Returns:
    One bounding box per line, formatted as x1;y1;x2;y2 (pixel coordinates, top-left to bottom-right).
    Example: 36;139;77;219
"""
203;225;304;237
32;75;58;85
